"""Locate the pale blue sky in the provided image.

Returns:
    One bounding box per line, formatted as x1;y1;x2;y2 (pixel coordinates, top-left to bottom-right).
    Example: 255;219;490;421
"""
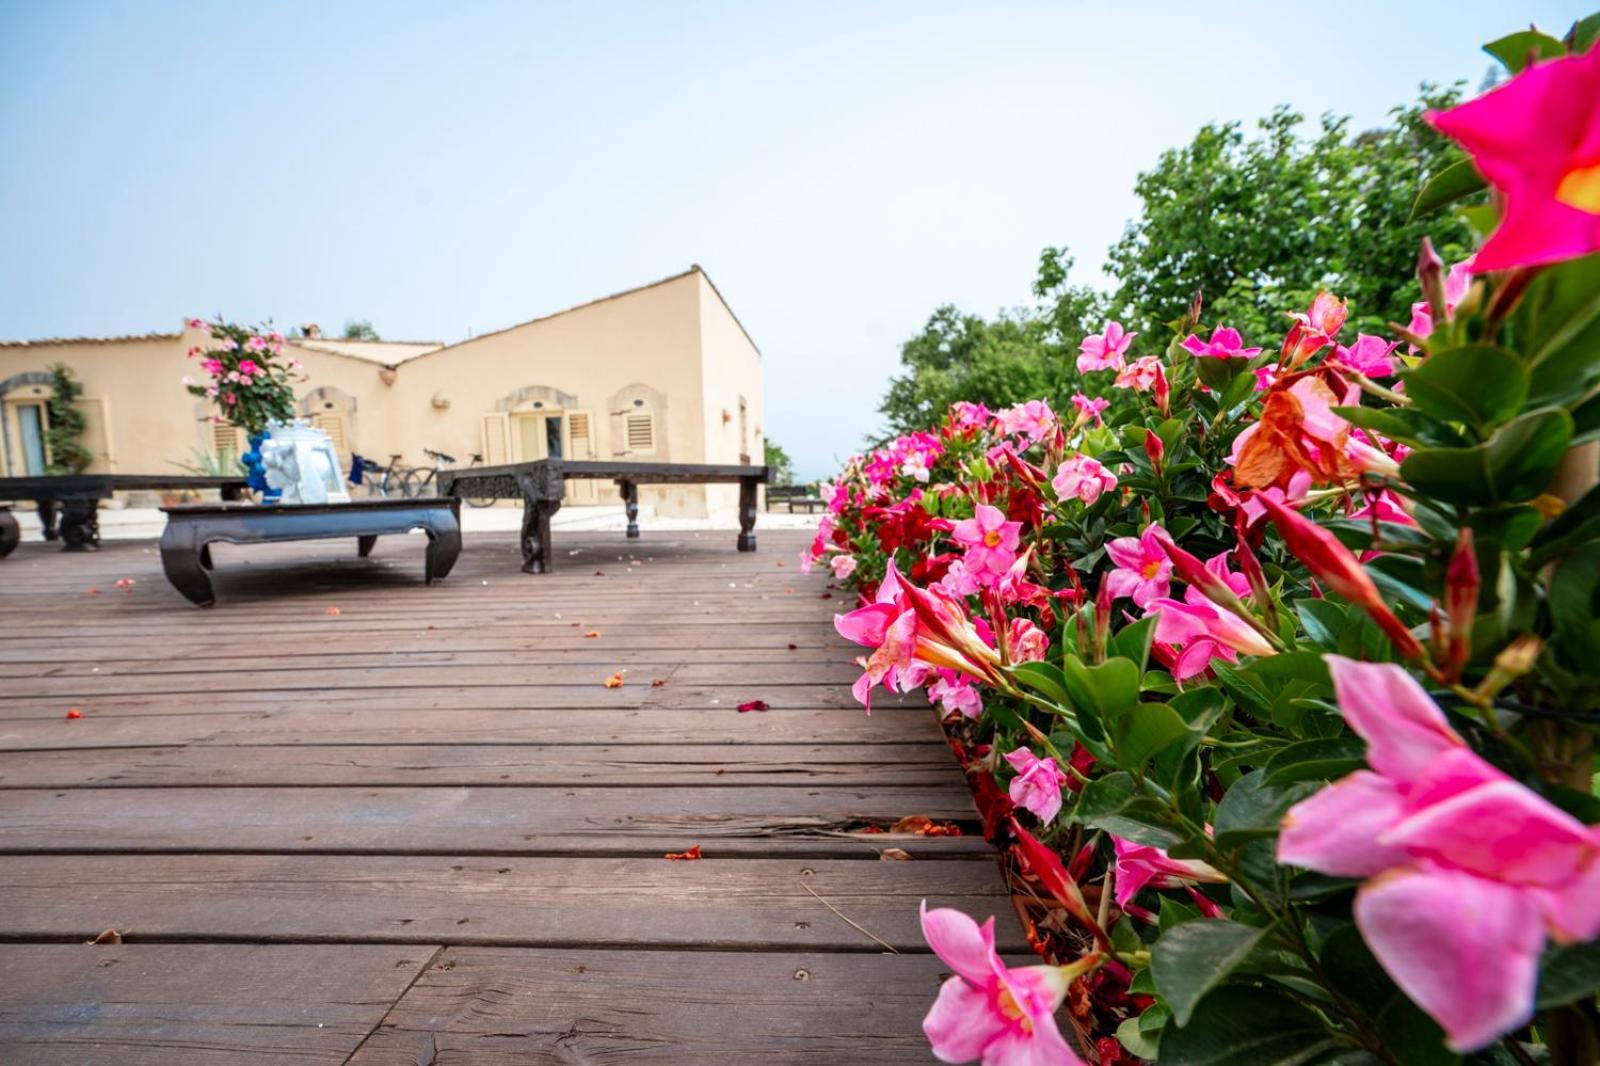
0;1;1586;478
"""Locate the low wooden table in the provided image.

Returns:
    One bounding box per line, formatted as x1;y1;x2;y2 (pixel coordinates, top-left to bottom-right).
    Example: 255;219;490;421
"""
0;506;17;559
0;474;249;551
159;498;462;607
438;459;767;574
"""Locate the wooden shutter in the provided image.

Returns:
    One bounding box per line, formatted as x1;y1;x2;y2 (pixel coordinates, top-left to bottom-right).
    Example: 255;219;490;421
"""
625;411;656;454
74;396;115;473
568;410;595;459
309;412;348;461
210;420;245;459
481;412;510;465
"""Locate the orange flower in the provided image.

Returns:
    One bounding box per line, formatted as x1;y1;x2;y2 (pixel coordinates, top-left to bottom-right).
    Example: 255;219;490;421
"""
584;630;602;638
324;606;341;617
603;672;624;688
664;845;703;861
65;708;83;720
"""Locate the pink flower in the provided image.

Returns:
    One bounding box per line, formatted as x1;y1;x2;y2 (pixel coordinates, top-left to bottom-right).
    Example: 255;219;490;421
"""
180;375;196;387
1005;617;1048;664
951;504;1023;583
223;392;237;406
238;359;261;377
1112;355;1165;393
929;672;984;719
218;336;239;352
1282;292;1347;367
997;400;1057;445
1180;326;1261;360
186;317;208;331
1113;836;1228;919
1004;747;1066;824
949;401;992;430
829;554;857;580
1427;44;1600;272
245;335;268;352
1277;657;1600;1052
1078;321;1135;373
797;549;815;575
1253;365;1279;392
1052;454;1118;506
1407;260;1473;342
1330;334;1399;378
1069;392;1108;427
1104;524;1172;608
919;903;1080;1065
1149;594;1276;680
201;358;223;375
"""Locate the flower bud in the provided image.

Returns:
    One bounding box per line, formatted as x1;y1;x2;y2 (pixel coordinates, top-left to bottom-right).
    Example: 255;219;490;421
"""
1444;528;1479;677
1418;237;1448;327
1143;429;1165;475
1257;493;1426;662
1232;532;1276;629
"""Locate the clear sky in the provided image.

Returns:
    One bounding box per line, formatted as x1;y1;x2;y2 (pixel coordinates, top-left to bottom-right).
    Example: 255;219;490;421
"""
0;1;1588;479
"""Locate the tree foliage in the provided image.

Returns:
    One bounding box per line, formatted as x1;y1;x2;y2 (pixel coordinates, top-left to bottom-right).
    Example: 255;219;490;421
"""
341;319;380;341
763;438;796;485
879;86;1477;435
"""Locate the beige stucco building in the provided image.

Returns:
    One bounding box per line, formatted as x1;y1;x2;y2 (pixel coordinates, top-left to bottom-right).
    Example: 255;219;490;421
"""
0;266;764;518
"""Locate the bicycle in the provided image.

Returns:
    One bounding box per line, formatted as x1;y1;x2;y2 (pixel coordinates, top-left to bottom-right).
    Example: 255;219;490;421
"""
406;448;495;507
353;453;410;498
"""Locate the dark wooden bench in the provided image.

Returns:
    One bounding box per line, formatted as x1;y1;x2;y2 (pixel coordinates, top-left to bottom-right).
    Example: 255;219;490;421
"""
437;459;767;574
159;498;462;607
766;485;824;513
0;506;17;559
0;474;249;551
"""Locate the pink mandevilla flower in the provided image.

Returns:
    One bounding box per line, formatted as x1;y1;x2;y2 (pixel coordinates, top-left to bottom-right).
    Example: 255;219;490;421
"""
1069;392;1109;427
951;504;1023;583
1078;321;1135;373
829;554;857;580
997;400;1056;445
1004;747;1067;825
1277;657;1600;1052
919;903;1081;1065
1407;259;1474;343
1112;836;1228;921
929;672;984;719
1330;334;1400;379
1179;326;1261;360
1427;44;1600;272
1052;454;1118;506
1147;552;1274;680
1005;617;1048;664
1112;355;1165;394
1103;524;1173;608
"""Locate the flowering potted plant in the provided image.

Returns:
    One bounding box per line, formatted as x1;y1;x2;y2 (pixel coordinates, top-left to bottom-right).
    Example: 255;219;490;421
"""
183;318;305;499
811;20;1600;1065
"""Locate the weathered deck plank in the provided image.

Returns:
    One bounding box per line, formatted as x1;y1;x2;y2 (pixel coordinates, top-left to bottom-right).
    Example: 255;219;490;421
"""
0;531;1014;1063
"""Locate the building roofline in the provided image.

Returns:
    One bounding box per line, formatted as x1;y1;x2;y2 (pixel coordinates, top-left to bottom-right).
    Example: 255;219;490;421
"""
0;332;182;348
690;264;762;357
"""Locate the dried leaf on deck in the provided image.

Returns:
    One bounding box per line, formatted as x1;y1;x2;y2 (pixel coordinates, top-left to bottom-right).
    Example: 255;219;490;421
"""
664;845;703;861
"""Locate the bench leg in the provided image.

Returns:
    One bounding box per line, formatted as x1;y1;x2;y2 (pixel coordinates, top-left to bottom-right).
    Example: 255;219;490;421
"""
520;497;561;574
0;510;18;559
737;478;758;552
199;544;214;570
160;524;215;607
423;514;462;584
38;500;59;541
357;535;378;558
620;480;640;539
59;498;100;552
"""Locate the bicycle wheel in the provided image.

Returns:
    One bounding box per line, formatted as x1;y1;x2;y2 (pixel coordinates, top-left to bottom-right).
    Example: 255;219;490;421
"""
401;469;433;499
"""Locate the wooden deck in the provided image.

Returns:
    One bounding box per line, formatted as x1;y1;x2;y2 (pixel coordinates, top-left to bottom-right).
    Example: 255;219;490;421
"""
0;529;1023;1063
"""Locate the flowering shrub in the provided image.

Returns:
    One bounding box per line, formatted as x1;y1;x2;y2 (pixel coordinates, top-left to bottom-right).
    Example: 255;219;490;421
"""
183;318;304;437
809;24;1600;1065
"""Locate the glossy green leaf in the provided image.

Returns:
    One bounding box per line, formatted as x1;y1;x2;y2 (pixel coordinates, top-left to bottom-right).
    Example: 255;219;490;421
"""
1154;921;1270;1027
1214;770;1317;850
1536;940;1600;1009
1118;702;1195;767
1400;408;1573;505
1521;252;1600;408
1009;661;1070;707
1074;771;1183;847
1484;29;1567;72
1408;157;1485;221
1262;737;1366;785
1157;986;1344;1065
1400;345;1527;431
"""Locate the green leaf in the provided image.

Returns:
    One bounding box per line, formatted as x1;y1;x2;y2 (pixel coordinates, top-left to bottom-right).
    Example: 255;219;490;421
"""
1521;252;1600;408
1331;405;1430;447
1484;29;1567;73
1400;408;1574;506
1118;702;1195;767
1214;770;1316;850
1399;345;1528;432
1157;986;1345;1065
1154;920;1270;1027
1537;939;1600;1009
1576;12;1600;52
1320;926;1457;1065
1112;613;1158;674
1116;1012;1164;1059
1262;737;1365;786
1074;771;1183;847
1009;661;1070;707
1409;157;1486;221
1061;655;1141;716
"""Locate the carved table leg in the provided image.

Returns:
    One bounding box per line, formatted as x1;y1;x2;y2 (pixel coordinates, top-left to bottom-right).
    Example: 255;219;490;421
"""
59;498;100;552
519;496;561;574
0;509;18;559
38;500;59;541
737;477;758;552
199;544;214;570
423;513;462;584
160;522;215;607
620;480;640;539
357;535;378;558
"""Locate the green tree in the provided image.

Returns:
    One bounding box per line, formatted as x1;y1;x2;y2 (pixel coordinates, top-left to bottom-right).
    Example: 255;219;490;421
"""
763;439;796;485
341;319;380;340
1104;87;1474;339
43;363;93;474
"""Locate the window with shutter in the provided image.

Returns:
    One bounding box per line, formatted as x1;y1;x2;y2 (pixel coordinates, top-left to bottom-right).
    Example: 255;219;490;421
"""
568;411;592;455
210;420;244;459
310;412;348;456
625;411;656;453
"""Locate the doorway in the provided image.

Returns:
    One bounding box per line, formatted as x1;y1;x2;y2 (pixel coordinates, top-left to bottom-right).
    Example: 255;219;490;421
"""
513;410;597;504
515;412;565;461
